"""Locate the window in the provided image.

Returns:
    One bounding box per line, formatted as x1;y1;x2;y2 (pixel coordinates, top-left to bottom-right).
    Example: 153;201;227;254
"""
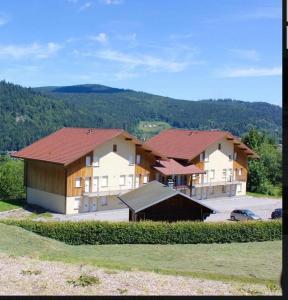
222;185;226;193
222;169;227;179
101;176;108;187
218;143;221;150
239;168;242;176
192;174;196;180
210;169;215;180
86;156;91;166
75;177;81;188
200;151;209;162
233;152;237;160
100;196;107;206
74;197;80;209
143;175;148;184
128;155;134;165
93;156;99;167
136;154;141;164
119;175;126;186
113;144;117;152
237;184;242;192
210;186;214;194
228;154;232;161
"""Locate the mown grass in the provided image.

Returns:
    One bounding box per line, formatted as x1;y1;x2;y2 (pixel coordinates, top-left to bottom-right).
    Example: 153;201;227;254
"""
0;198;25;212
0;223;282;286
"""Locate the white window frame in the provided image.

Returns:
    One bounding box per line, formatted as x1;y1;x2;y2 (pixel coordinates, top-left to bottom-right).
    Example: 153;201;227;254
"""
128;155;134;165
237;183;242;192
210;169;215;180
234;152;237;160
119;175;126;186
86;156;91;166
101;176;108;187
136;154;141;164
93;156;99;167
239;168;242;176
74;197;81;210
222;169;227;179
143;175;148;184
75;177;81;188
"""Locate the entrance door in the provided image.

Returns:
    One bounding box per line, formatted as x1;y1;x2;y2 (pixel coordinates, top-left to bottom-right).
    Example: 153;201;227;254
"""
135;175;140;188
85;177;90;193
92;176;99;193
89;198;97;212
82;196;89;213
127;175;133;189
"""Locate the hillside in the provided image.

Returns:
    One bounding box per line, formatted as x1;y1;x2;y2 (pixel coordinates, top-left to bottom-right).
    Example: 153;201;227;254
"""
0;81;282;151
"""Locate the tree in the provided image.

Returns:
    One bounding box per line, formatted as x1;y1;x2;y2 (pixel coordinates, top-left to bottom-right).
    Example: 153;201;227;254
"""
0;156;25;199
242;129;282;196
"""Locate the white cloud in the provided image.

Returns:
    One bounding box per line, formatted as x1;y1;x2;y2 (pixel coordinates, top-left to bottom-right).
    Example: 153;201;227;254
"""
0;42;62;59
79;2;92;11
0;12;9;26
217;66;282;78
229;49;260;61
95;49;189;72
89;33;108;45
101;0;123;5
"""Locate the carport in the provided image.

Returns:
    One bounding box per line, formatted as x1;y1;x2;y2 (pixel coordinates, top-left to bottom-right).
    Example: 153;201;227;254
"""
118;181;217;222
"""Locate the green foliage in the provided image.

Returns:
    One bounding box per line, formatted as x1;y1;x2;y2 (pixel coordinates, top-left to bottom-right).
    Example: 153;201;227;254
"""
21;269;42;276
67;274;101;287
0;156;25;199
0;81;282;151
2;219;282;245
242;129;282;196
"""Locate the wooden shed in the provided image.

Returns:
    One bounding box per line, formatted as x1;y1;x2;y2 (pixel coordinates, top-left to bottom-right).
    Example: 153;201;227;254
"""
118;181;217;222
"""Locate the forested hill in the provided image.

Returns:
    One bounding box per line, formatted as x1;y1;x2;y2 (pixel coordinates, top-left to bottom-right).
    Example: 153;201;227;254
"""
0;80;282;152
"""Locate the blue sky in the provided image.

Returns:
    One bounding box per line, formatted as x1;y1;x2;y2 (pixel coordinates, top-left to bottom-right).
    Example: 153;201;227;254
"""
0;0;281;105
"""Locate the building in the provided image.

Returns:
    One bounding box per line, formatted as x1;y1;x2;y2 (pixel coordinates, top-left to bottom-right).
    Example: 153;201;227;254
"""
12;128;169;217
145;129;259;200
12;127;258;218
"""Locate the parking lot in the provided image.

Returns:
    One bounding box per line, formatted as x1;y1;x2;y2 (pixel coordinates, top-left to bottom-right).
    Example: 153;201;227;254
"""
202;195;282;222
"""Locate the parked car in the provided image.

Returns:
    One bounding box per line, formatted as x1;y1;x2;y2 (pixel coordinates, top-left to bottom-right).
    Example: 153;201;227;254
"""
271;208;282;219
230;209;262;221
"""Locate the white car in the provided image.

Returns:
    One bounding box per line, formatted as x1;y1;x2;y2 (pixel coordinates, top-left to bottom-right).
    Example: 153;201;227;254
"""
230;209;262;221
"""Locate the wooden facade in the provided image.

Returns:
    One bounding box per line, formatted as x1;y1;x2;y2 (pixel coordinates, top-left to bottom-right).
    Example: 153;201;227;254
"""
233;146;248;182
135;147;158;184
66;151;93;197
26;160;66;195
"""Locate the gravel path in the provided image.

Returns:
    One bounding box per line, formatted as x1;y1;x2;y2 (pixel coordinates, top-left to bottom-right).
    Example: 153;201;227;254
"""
0;254;281;296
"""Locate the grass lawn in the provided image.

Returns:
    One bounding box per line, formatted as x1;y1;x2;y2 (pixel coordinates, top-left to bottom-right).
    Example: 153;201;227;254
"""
0;223;282;286
247;192;282;199
0;198;25;212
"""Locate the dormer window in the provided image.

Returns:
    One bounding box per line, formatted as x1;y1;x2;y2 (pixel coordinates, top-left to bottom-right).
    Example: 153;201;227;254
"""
113;144;117;152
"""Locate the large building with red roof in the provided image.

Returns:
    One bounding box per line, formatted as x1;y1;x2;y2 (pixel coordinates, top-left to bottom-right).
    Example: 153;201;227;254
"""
13;127;257;217
145;129;258;199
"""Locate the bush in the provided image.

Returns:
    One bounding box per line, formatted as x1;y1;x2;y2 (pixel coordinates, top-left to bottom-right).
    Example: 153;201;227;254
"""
1;219;282;245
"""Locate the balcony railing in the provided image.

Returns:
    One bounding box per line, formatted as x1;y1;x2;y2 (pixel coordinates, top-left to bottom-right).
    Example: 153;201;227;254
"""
82;184;138;197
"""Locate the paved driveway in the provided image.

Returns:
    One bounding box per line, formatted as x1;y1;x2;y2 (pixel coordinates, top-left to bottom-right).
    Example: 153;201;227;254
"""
201;195;282;222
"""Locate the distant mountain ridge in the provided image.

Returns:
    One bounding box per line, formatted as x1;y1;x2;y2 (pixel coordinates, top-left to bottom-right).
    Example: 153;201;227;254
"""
0;80;282;152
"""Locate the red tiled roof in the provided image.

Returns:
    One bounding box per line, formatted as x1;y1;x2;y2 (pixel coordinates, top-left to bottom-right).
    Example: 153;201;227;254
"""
145;129;258;160
153;159;205;176
12;127;165;166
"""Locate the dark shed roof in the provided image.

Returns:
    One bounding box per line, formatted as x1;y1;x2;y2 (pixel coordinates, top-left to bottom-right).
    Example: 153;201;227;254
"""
118;180;217;213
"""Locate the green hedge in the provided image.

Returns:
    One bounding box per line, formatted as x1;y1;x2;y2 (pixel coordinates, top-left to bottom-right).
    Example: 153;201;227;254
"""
1;219;282;245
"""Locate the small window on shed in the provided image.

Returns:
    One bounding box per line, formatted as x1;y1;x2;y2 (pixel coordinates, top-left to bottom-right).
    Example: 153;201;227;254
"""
113;144;117;152
86;156;91;166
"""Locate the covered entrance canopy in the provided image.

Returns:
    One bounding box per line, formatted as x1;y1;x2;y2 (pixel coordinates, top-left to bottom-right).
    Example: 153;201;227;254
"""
118;181;217;222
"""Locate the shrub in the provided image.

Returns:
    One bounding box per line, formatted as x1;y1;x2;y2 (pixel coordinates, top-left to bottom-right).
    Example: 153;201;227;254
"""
1;219;282;245
67;274;100;287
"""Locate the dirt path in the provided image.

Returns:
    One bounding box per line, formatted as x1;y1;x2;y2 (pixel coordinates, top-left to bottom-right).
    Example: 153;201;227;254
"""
0;254;281;296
